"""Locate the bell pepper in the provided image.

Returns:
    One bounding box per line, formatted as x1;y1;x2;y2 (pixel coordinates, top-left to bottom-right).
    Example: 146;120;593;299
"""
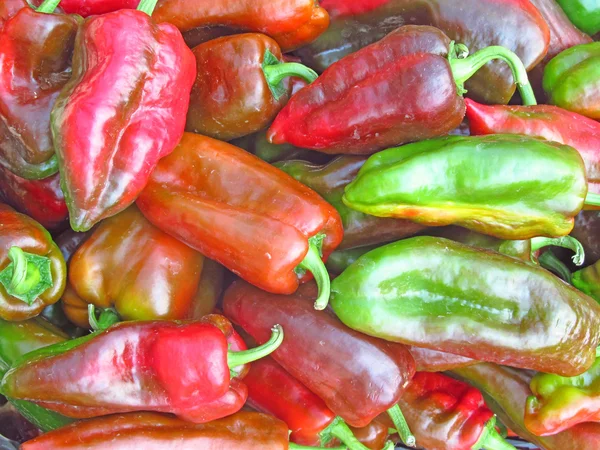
51;0;196;232
269;26;537;155
20;410;345;450
543;42;600;119
295;0;549;105
0;168;67;232
330;236;600;376
0;204;66;321
187;33;317;142
152;0;329;52
0;0;79;180
137;132;342;310
555;0;600;36
452;363;600;450
224;281;416;435
343;135;592;240
232;130;329;164
244;356;393;450
59;206;215;328
276;157;424;249
1;316;283;422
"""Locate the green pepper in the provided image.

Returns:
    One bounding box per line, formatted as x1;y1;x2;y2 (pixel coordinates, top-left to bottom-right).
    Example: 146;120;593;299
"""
330;236;600;376
343;135;590;240
555;0;600;36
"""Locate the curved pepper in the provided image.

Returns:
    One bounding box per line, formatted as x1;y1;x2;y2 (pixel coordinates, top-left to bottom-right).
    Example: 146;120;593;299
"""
296;0;549;105
224;280;416;429
186;33;317;141
1;316;283;422
555;0;600;36
137;132;342;310
0;204;66;321
269;25;537;155
0;168;67;232
276;157;424;249
0;2;79;180
152;0;329;52
543;42;600;119
343;135;588;240
330;236;600;376
51;0;196;231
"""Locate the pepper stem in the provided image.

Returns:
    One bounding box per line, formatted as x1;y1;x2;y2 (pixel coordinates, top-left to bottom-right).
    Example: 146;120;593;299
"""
297;234;331;310
136;0;158;15
0;247;53;305
387;404;416;448
448;42;537;106
538;250;572;284
320;416;375;450
262;49;318;101
530;236;585;266
227;324;283;369
585;192;600;207
35;0;61;13
473;417;517;450
87;305;121;331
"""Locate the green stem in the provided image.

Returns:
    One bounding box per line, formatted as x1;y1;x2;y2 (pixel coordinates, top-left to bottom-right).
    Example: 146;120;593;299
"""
297;236;331;311
472;417;517;450
321;417;372;450
387;404;416;448
262;49;318;101
538;250;572;284
35;0;61;13
87;305;121;331
0;247;53;305
448;42;537;106
530;236;585;266
227;324;283;370
585;192;600;207
136;0;158;15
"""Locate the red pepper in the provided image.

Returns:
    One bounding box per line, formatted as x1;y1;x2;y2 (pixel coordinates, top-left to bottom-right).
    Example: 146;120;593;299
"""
0;0;28;28
137;132;343;310
407;346;477;372
1;316;283;422
51;0;196;231
465;99;600;195
58;0;137;17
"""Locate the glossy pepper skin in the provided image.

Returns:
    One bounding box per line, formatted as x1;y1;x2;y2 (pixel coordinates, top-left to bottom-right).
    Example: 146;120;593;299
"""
60;206;207;328
543;42;600;119
137;133;342;310
0;204;66;321
407;347;476;373
296;0;549;105
0;168;67;232
21;411;300;450
452;364;600;450
330;236;600;376
58;0;137;17
152;0;329;52
556;0;600;36
0;6;79;180
224;280;416;427
276;157;424;249
343;135;587;240
51;9;196;232
0;316;281;422
466;100;600;196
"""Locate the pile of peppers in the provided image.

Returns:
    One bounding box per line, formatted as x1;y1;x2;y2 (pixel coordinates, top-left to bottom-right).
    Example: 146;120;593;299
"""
1;0;600;448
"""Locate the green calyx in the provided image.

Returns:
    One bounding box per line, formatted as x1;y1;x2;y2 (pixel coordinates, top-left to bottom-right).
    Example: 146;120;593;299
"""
87;305;121;331
262;49;318;101
320;416;394;450
448;41;537;106
529;236;585;266
472;416;516;450
35;0;61;13
228;324;283;377
0;247;53;305
538;250;572;284
295;233;331;310
136;0;158;16
387;404;416;448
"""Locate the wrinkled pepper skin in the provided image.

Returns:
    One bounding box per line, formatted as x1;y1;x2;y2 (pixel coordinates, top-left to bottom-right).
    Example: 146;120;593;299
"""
60;206;207;328
543;42;600;119
276;157;424;249
466;100;600;196
58;0;138;17
1;316;251;422
21;411;292;450
343;135;587;240
186;34;292;141
556;0;600;36
270;26;466;155
452;364;600;450
0;204;66;321
137;132;342;297
152;0;329;52
51;10;196;231
0;7;79;180
224;280;415;427
330;237;600;376
296;0;549;105
0;168;67;232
